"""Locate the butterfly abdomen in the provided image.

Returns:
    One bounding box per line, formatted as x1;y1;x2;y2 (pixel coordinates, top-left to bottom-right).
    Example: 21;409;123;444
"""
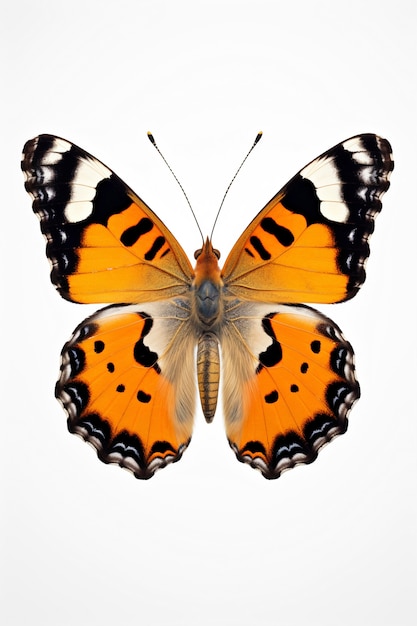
197;332;220;422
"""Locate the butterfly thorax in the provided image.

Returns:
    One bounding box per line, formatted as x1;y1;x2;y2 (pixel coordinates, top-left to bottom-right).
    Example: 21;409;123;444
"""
192;238;224;422
192;237;224;328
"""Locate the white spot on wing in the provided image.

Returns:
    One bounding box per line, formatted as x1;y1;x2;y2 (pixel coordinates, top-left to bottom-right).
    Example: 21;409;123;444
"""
315;184;343;202
64;155;112;223
299;156;329;180
342;137;385;187
300;155;349;223
69;184;98;202
359;166;377;184
37;137;73;165
320;201;349;222
343;137;374;165
51;137;73;152
65;201;96;222
84;155;113;180
301;155;340;189
350;150;373;165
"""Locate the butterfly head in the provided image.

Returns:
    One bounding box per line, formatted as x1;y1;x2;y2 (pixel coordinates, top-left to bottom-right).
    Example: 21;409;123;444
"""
192;238;223;326
194;237;220;262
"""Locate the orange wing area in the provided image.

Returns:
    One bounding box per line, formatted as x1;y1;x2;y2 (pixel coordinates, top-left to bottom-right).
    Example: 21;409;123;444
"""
57;303;194;478
223;303;359;479
222;134;393;304
22;135;193;304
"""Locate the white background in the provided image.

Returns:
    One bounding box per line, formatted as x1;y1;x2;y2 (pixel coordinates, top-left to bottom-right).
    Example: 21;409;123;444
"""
1;1;416;625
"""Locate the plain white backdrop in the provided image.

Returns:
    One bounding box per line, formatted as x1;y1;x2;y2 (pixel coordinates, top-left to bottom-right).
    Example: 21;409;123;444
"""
1;1;416;624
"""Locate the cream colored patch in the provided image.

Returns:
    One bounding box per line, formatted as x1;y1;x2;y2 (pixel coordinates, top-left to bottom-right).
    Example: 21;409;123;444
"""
301;155;349;223
221;329;254;429
41;137;72;164
64;156;112;223
221;301;278;432
342;137;373;164
64;201;94;223
320;200;349;222
97;300;197;436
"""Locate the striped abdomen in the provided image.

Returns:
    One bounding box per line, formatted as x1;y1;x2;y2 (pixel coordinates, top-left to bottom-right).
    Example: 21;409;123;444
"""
197;332;220;422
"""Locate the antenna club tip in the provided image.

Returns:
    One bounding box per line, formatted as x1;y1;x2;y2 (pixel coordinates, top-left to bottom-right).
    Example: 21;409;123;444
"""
147;132;156;145
255;131;263;144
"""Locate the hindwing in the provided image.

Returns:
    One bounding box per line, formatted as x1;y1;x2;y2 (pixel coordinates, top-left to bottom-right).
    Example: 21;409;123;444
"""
57;299;196;478
222;302;359;478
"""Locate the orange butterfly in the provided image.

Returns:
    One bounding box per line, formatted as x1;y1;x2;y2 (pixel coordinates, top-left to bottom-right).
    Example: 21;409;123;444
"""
22;133;393;479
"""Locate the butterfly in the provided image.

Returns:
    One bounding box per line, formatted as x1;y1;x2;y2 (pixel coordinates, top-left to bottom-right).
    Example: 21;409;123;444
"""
22;133;393;479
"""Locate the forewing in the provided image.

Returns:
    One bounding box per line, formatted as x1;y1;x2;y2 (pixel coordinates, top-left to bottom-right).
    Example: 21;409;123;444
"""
222;134;393;304
22;135;193;304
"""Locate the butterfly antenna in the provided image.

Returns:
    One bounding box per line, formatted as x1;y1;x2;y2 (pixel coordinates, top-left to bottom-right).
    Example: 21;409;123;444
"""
210;131;263;242
147;132;204;243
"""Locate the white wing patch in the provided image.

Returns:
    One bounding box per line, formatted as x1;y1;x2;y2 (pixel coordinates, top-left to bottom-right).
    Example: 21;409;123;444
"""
300;156;349;224
64;155;113;223
342;136;374;164
40;137;72;165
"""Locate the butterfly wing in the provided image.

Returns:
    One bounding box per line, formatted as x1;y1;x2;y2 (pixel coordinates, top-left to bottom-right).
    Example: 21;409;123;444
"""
222;134;393;304
57;298;196;478
222;302;359;478
22;135;193;304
